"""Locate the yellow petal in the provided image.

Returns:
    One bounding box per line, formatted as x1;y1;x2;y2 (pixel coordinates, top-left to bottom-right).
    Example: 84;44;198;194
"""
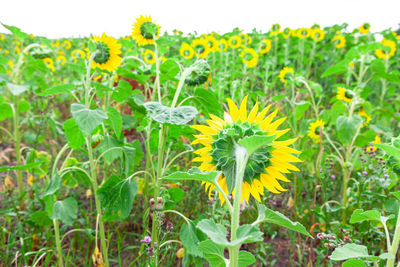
250;182;262;202
248;99;259;124
265;117;286;133
192;125;218;136
209;114;227;127
226;98;239;122
260;109;278;129
260;174;280;193
223;112;233;124
239;95;248;122
254;104;272;124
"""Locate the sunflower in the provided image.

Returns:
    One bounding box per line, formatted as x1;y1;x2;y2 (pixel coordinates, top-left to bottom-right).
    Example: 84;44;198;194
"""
296;28;311;39
63;40;72;50
332;35;346;49
228;35;242;49
311;28;325;42
132;15;161;46
191;96;301;204
56;55;66;65
307;120;325;143
240;47;258;68
43;58;55;72
281;27;292;39
375;38;396;59
241;33;252;45
143;49;156;64
205;35;220;52
270;24;281;36
366;135;381;153
0;33;4;41
91;33;122;72
180;42;195;60
259;39;272;55
358;108;371;128
279;67;294;84
359;23;370;35
336;87;354;103
191;38;210;58
218;38;228;52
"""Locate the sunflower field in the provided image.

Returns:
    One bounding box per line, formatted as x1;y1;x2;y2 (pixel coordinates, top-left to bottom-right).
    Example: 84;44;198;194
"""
1;16;400;267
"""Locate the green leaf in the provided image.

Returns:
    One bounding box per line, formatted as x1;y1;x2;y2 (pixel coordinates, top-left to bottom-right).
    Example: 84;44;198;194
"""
322;59;349;78
349;209;381;224
41;173;61;199
50;197;78;226
7;83;30;96
63;118;85;150
38;84;75;96
180;220;203;257
0;161;44;172
162;167;220;185
238;251;256;267
375;143;400;160
198;240;226;267
197;219;229;246
0;102;12;121
160;59;180;81
71;103;108;137
112;79;132;102
2;24;29;40
97;175;138;222
392;191;400;201
330;243;391;261
295;101;310;121
336;115;363;145
169;187;184;203
193;88;223;116
106;106;122;137
255;204;312;238
342;259;366;267
143;102;198;125
96;136;123;164
238;135;275;156
231;224;263;246
30;210;52;226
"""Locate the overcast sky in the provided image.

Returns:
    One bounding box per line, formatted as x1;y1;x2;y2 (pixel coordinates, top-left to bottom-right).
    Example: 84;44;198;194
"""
1;0;399;38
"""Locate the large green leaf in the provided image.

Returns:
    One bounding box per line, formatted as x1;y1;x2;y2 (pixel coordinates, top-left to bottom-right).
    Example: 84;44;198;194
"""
63;118;85;149
197;219;229;246
193;88;223;116
255;204;312;238
238;251;256;267
0;161;44;172
375;143;400;160
336;115;363;145
160;59;180;81
322;59;349;78
180;220;203;257
349;209;381;224
97;175;138;221
70;103;108;137
330;243;393;261
198;240;226;267
162;167;220;185
342;259;367;267
2;24;29;40
112;79;132;103
7;83;30;96
96;136;123;164
231;224;264;246
41;173;61;199
106;106;122;137
38;84;75;96
50;197;78;226
143;102;198;125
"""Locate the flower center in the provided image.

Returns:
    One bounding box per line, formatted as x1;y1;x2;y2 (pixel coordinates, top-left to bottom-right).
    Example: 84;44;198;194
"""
93;42;110;64
344;90;354;99
195;44;205;54
140;22;158;39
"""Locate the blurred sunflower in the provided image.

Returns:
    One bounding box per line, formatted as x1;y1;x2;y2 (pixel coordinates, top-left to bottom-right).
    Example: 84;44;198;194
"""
336;87;354;103
279;67;294;84
358;108;371;128
191;38;210;58
366;135;381;152
143;49;156;64
259;39;272;55
307;120;324;143
192;96;301;203
91;33;122;72
375;38;396;59
63;40;72;50
241;33;252;45
296;28;311;39
240;47;258;68
332;35;346;49
56;55;66;65
311;28;325;42
180;42;195;60
43;58;55;72
281;27;292;39
228;35;242;49
359;23;370;35
218;38;228;52
270;24;281;36
132;15;161;46
205;35;219;52
71;49;86;62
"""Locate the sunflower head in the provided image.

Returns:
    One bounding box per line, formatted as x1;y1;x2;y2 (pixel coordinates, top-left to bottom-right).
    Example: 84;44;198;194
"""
191;38;210;58
312;28;325;42
307;120;325;143
180;42;196;60
240;47;258;68
228;35;243;49
357;108;371;128
375;38;396;59
332;35;346;49
191;96;301;204
259;39;272;55
270;24;281;36
281;27;292;39
359;23;370;34
185;59;211;86
132;15;161;46
279;67;294;84
218;38;228;52
336;87;354;103
91;33;122;72
143;49;156;65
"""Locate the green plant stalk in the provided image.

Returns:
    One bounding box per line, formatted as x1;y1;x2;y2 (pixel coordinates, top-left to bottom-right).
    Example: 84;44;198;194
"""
387;205;400;267
229;146;249;267
12;95;24;209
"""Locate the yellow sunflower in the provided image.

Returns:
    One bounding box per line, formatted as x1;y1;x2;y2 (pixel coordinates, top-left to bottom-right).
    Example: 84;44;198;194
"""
228;35;243;49
191;38;210;58
296;28;311;39
281;27;292;39
132;15;161;46
279;67;294;84
180;42;195;60
63;40;72;50
241;33;252;45
191;96;301;204
358;108;371;128
43;58;55;72
375;38;396;59
366;135;381;153
205;35;220;52
240;47;258;68
336;87;354;103
218;38;228;52
259;39;272;55
91;33;122;72
143;49;156;64
56;55;66;65
0;33;4;41
359;23;370;35
307;120;325;143
311;28;325;42
332;35;346;49
270;24;281;36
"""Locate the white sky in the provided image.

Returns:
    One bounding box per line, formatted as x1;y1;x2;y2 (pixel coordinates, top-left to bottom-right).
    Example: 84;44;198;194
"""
1;0;399;38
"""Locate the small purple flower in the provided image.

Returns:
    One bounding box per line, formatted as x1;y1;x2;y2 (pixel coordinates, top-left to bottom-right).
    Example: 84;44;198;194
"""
362;171;368;176
385;174;389;178
141;235;152;243
330;175;335;180
153;242;158;247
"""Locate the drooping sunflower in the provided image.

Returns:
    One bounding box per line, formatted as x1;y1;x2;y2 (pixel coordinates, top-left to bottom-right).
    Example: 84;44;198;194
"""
279;67;294;84
191;96;301;204
191;38;210;58
332;35;346;49
311;28;325;42
91;33;122;72
358;108;371;128
307;120;325;143
143;49;156;65
218;38;228;52
259;39;272;55
359;23;370;35
336;87;354;103
228;35;242;49
132;15;161;46
180;42;196;60
240;47;258;68
375;38;396;59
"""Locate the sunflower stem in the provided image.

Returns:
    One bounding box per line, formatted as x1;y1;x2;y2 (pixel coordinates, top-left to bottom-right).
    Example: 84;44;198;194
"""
229;145;249;267
386;205;400;267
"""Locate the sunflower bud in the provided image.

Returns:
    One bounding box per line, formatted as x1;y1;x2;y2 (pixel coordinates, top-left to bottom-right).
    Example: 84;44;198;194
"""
184;59;210;86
